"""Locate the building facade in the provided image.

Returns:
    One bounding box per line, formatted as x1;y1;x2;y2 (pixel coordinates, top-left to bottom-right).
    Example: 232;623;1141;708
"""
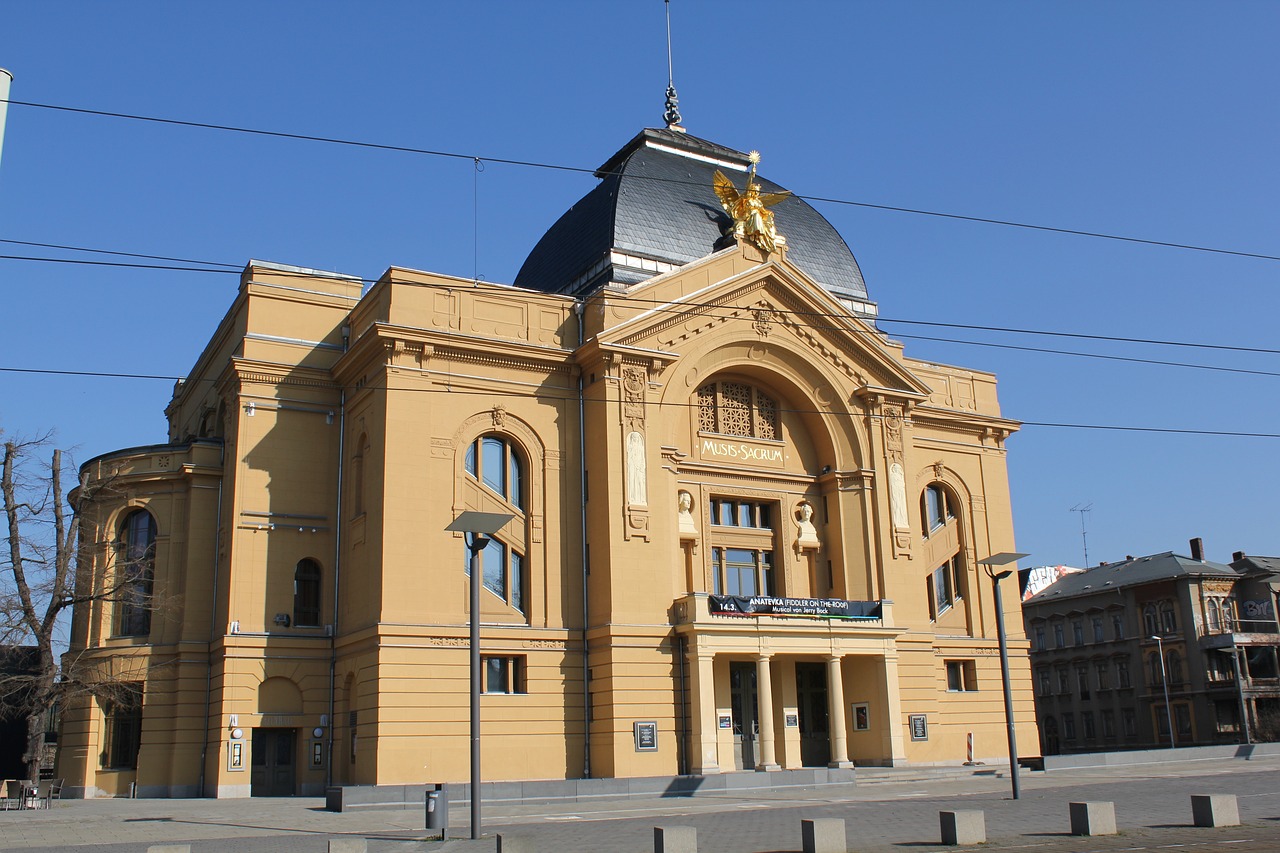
59;128;1032;798
1022;541;1280;755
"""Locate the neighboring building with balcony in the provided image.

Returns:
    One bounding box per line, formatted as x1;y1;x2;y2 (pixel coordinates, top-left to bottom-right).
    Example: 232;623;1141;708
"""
1023;540;1280;755
58;127;1030;797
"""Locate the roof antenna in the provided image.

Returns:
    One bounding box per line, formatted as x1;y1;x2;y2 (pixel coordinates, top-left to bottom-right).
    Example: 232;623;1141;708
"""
663;0;685;132
1070;503;1092;567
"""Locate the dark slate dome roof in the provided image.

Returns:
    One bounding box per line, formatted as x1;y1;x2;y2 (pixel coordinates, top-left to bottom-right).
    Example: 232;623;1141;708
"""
514;128;872;311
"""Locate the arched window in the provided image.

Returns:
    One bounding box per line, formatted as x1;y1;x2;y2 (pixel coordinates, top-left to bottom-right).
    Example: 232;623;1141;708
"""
1207;599;1222;633
1167;650;1183;686
1222;598;1237;631
116;510;156;636
1142;604;1159;635
464;435;525;509
294;559;322;627
1148;651;1163;686
696;381;779;440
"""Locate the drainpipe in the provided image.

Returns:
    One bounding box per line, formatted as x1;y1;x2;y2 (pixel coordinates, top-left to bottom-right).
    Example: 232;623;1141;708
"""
197;440;226;798
575;300;591;779
327;390;345;788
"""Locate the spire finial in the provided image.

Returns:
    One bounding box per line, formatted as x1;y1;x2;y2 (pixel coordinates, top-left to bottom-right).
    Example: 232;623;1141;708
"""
663;0;684;131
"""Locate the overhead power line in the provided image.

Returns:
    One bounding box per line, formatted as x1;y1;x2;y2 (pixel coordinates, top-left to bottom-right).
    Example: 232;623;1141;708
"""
4;240;1279;359
1;365;1276;439
4;97;1279;263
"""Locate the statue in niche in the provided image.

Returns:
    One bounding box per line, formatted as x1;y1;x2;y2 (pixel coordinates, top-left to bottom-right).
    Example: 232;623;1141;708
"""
677;490;698;537
795;501;820;550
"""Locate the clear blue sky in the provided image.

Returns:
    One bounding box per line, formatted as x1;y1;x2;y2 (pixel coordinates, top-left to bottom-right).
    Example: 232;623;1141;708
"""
2;2;1276;568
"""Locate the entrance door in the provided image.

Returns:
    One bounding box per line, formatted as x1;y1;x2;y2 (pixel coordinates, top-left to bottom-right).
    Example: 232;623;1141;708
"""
251;728;296;796
795;662;831;767
729;662;759;771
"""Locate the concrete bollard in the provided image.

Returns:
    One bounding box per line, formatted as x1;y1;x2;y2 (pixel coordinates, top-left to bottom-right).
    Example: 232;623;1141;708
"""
1069;801;1117;836
327;840;368;853
939;810;985;846
1192;794;1240;827
654;825;698;853
802;817;847;853
146;847;192;853
498;833;535;853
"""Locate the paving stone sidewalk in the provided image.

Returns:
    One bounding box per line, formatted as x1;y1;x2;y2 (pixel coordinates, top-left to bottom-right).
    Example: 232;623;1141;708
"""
1;756;1277;853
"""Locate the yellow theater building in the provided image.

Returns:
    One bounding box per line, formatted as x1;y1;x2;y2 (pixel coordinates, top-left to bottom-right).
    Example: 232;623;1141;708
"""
59;127;1033;798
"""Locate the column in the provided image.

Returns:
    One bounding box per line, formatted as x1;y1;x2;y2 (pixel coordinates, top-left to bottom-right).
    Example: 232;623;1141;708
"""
756;655;781;771
827;656;853;768
689;651;720;774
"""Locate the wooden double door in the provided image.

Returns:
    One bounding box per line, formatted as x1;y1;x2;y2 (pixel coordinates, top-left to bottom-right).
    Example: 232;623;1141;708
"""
250;728;296;796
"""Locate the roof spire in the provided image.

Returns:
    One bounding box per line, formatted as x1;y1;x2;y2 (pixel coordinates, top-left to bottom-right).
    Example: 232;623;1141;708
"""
663;0;685;132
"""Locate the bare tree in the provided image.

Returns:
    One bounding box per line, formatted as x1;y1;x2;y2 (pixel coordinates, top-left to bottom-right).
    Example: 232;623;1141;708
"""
1;436;147;782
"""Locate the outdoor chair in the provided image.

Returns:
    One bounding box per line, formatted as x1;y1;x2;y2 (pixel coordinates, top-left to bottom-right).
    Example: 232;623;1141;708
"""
0;780;20;810
46;779;63;807
29;781;52;809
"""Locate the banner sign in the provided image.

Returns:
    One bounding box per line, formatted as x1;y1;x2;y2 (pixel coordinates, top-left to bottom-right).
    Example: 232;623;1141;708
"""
708;595;882;620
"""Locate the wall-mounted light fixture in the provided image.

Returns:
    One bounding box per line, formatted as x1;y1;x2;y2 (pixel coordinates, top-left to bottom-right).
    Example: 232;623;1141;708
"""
245;401;255;417
273;613;291;627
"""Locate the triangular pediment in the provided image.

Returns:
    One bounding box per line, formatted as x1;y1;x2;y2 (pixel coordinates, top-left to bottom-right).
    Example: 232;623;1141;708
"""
593;249;932;399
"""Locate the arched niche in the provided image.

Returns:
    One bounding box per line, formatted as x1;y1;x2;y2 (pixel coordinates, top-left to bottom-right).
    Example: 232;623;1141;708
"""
257;676;304;715
657;336;865;473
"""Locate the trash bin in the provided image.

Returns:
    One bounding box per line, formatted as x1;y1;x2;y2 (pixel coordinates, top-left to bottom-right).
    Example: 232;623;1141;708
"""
425;784;448;837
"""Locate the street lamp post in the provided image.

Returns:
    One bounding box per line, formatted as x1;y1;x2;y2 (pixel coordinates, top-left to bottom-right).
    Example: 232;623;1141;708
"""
1151;635;1175;749
446;511;514;840
978;551;1029;801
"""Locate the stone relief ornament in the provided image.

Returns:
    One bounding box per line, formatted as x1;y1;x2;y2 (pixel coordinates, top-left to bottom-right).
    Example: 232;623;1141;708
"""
888;462;909;531
626;431;648;506
491;404;507;429
712;151;790;255
752;307;774;338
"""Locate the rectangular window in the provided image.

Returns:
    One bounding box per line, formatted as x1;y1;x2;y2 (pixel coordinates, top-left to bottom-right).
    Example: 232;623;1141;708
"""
1102;709;1116;738
1122;708;1137;737
1076;665;1090;700
1082;711;1096;739
1116;658;1131;688
945;660;976;692
464;539;525;613
1034;626;1046;651
709;499;773;529
1072;620;1084;646
1053;623;1065;648
1092;617;1105;643
102;686;144;769
1037;668;1051;697
1174;704;1192;738
713;547;774;597
1095;662;1110;691
1062;712;1076;740
928;558;961;619
1056;667;1070;694
1214;700;1240;734
1112;612;1125;640
482;656;525;694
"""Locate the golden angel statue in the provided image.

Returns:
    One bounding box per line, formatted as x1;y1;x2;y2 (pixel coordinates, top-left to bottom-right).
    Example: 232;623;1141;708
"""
712;151;790;255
